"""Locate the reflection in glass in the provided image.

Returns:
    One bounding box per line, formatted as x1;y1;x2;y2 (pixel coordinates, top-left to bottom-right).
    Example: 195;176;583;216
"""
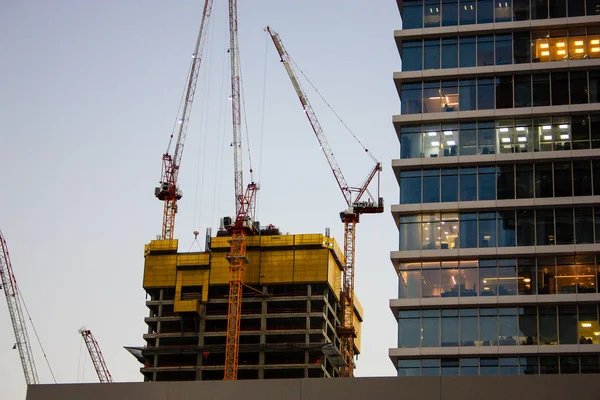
539;306;558;345
460;309;478;346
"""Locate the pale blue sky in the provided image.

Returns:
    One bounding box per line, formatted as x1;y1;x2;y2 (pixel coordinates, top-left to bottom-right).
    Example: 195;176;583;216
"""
0;1;401;397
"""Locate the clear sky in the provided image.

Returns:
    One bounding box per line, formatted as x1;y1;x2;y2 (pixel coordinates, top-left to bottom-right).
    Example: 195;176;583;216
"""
0;1;401;397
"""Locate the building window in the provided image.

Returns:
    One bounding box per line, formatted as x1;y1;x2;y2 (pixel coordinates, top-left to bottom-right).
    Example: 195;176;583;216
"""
424;39;441;70
401;41;423;72
401;1;423;29
442;38;459;68
442;0;459;26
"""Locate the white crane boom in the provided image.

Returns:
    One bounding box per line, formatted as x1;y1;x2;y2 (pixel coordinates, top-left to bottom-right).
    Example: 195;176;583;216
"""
0;230;38;385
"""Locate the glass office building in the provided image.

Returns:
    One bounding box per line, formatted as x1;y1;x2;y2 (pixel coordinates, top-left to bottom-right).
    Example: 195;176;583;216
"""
391;0;600;376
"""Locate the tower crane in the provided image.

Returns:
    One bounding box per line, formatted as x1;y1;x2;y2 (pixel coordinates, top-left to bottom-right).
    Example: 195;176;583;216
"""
0;230;38;385
224;0;259;380
78;328;113;383
266;27;383;377
154;0;214;240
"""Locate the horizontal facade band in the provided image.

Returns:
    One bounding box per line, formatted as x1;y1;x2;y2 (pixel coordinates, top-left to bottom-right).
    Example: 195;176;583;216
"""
390;243;600;264
389;293;600;313
389;343;600;361
395;58;600;83
393;103;600;127
394;15;600;41
392;149;600;171
391;196;600;218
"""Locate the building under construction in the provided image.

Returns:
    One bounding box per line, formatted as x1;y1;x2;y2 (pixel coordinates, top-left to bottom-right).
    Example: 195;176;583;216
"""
137;228;362;381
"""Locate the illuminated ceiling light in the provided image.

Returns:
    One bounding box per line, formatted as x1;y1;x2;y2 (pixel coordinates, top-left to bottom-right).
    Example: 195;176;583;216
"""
582;323;592;328
576;48;584;53
428;131;437;137
560;134;570;139
501;137;511;143
524;278;531;283
557;42;566;48
559;124;569;129
541;51;550;56
542;125;551;130
431;141;440;146
575;41;584;46
500;127;509;132
595;332;600;336
518;137;527;142
470;5;473;9
453;226;457;229
444;130;453;136
592;47;600;52
447;140;456;146
540;43;549;49
591;39;600;45
557;50;566;55
444;232;449;235
438;237;441;240
516;127;525;131
543;135;552;140
438;227;441;230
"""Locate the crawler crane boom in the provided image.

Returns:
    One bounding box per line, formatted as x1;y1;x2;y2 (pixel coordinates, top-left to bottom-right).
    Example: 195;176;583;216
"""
0;230;38;385
79;328;113;383
155;0;214;240
267;26;383;377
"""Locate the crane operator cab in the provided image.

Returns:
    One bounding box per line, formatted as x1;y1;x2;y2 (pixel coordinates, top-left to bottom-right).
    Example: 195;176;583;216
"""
155;182;183;201
340;197;384;222
352;197;384;214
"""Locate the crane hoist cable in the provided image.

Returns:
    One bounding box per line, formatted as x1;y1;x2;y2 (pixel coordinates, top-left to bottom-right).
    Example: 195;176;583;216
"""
266;26;384;377
155;0;214;240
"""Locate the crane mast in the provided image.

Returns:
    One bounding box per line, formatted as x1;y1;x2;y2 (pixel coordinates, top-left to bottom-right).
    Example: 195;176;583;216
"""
78;328;113;383
0;230;38;385
155;0;214;240
224;0;259;380
267;27;383;377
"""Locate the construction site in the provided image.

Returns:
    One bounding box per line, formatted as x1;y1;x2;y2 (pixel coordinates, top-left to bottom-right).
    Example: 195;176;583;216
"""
135;232;362;381
1;0;387;396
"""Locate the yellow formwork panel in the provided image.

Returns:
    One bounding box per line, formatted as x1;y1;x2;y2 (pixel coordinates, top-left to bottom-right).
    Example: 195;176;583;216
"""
208;253;230;285
353;311;362;354
146;239;178;254
294;234;323;246
244;251;261;284
261;235;294;247
177;252;210;267
293;249;328;283
179;269;209;293
143;254;177;288
174;299;202;314
246;236;260;247
209;236;230;250
259;250;294;284
327;254;342;300
354;296;364;322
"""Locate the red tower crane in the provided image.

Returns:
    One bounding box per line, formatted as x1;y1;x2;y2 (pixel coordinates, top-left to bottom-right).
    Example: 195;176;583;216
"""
223;0;259;380
155;0;214;240
0;230;38;385
78;328;113;383
267;26;383;377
